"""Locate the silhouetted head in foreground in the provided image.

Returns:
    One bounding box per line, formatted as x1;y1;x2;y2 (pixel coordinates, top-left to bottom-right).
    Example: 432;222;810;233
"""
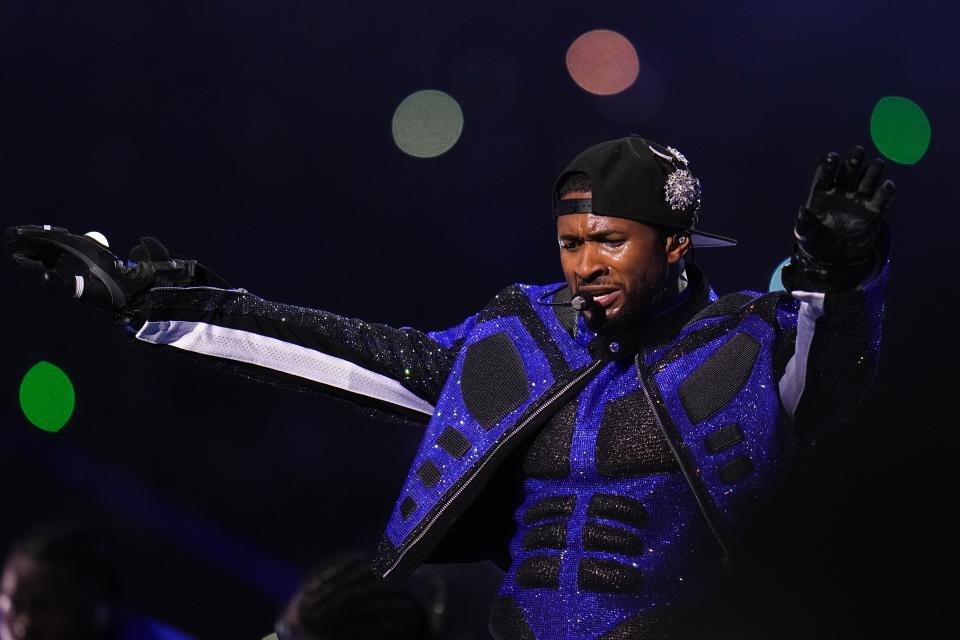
276;552;434;640
0;525;120;640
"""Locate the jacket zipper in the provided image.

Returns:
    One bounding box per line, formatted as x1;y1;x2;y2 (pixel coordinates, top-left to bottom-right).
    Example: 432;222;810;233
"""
382;358;606;579
636;357;731;558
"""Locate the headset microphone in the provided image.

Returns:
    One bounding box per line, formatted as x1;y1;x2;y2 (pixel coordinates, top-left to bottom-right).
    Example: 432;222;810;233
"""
574;293;606;330
535;287;606;330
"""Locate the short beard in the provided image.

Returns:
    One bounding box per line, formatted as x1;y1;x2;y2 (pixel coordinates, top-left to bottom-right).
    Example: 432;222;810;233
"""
598;260;671;336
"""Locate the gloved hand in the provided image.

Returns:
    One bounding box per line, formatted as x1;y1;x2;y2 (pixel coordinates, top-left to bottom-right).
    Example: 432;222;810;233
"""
6;225;231;325
782;145;895;293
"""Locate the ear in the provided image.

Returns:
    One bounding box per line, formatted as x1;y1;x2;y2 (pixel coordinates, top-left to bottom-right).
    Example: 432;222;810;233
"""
664;233;691;265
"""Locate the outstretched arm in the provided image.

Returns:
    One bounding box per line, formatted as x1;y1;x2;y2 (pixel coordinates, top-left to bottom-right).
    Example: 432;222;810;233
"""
6;226;474;424
133;284;474;423
775;146;894;438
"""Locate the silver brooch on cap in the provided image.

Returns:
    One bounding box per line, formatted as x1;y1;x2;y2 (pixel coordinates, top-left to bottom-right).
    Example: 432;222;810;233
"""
664;168;701;215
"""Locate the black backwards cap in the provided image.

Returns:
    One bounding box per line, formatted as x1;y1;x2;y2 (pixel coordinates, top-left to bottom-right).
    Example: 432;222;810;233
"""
553;135;737;247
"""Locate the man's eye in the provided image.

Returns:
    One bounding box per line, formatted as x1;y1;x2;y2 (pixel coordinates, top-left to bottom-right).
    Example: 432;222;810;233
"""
559;240;579;250
603;240;626;248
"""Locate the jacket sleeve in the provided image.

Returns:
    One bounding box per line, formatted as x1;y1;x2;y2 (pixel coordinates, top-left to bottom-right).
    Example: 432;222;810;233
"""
774;239;889;438
130;285;477;425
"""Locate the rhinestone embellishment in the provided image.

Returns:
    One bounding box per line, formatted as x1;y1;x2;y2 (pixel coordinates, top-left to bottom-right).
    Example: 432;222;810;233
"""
664;168;701;213
666;146;689;165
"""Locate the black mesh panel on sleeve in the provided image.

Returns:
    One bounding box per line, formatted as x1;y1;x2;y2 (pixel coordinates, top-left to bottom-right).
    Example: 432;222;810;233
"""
140;286;458;406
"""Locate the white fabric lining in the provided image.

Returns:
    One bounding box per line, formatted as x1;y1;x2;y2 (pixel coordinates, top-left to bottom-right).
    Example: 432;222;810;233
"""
779;290;826;418
135;320;435;416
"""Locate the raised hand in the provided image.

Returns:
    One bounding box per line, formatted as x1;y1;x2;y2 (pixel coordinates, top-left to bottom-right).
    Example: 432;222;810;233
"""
785;146;895;292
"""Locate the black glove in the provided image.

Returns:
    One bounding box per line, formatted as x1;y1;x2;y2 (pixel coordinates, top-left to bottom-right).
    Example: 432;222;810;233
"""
782;145;895;293
6;225;231;325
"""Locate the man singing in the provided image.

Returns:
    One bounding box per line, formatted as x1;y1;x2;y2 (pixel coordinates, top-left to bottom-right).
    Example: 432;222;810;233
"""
7;135;894;639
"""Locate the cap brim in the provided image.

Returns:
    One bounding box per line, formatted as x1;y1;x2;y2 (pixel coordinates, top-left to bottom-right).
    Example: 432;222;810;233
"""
690;230;737;248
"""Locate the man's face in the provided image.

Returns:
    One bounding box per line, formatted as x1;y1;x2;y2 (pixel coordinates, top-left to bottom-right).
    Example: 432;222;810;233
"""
556;191;682;327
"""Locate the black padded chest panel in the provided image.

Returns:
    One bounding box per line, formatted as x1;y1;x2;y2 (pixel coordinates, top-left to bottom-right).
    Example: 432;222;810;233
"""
523;399;577;478
596;391;677;477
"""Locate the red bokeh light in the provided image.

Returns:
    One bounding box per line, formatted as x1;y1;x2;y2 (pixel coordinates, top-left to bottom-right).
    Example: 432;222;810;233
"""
565;30;640;96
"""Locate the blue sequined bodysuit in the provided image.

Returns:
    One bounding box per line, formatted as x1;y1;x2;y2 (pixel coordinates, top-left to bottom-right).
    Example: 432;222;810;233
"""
499;352;721;639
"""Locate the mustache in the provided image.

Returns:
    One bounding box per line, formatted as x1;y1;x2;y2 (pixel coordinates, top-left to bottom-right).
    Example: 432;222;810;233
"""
574;276;619;291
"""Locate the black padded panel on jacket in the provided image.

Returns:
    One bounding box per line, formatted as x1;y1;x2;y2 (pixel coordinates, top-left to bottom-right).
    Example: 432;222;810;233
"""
718;456;754;484
474;285;567;377
516;555;561;589
521;522;568;551
686;292;754;325
704;423;745;455
489;596;537;640
596;391;677;477
437;426;471;459
577;558;643;594
400;496;417;520
582;522;644;556
523;399;577;478
523;495;576;524
416;459;442;488
461;333;531;430
587;493;647;528
678;332;761;425
550;286;577;333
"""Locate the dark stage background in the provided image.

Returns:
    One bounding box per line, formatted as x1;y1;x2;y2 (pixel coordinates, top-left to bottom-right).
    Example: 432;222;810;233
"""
1;1;956;637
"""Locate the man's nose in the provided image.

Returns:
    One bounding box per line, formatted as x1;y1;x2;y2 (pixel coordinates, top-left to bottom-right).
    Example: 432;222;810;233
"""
575;244;608;283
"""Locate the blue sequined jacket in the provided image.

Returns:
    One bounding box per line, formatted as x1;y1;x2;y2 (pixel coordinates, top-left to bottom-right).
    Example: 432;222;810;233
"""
132;262;886;639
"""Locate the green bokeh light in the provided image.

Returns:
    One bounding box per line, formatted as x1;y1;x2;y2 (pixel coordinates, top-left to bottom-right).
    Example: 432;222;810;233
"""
769;257;791;293
19;361;75;432
391;90;464;159
870;96;931;165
